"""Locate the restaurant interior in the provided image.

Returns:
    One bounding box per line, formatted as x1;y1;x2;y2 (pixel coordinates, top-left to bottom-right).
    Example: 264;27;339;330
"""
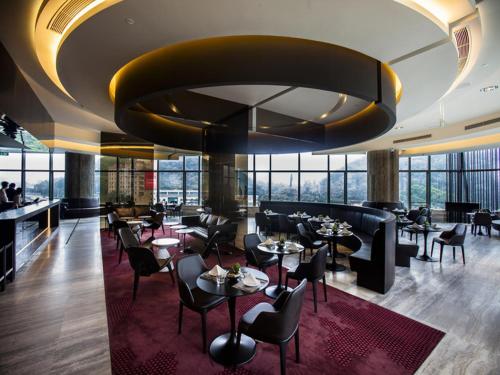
1;1;500;374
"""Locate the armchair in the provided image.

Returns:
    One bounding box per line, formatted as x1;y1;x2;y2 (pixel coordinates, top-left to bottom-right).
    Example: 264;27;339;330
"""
243;233;278;272
236;279;307;375
431;224;467;264
296;223;323;260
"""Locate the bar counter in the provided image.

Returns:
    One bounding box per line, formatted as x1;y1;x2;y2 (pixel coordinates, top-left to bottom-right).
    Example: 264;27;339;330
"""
0;200;60;283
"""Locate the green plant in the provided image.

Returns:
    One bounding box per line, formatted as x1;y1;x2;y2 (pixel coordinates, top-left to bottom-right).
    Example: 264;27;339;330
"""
230;263;241;274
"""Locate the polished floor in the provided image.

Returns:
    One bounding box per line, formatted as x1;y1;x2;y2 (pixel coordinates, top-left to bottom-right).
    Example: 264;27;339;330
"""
1;217;499;374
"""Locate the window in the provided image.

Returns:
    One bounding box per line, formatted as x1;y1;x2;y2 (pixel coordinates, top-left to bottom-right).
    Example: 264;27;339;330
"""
25;152;49;170
410;172;426;208
347;173;367;204
399;156;409;170
329;155;345;171
399;172;409;208
186;172;199;205
185;156;200;170
255;155;270;170
410;156;428;170
255;172;269;203
53;172;65;199
271;172;298;201
159;172;183;204
431;154;446;170
300;172;328;202
159;157;183;171
25;172;49;200
347;154;367;170
330;172;344;203
0;152;22;170
271;153;298;170
430;172;446;209
300;153;327;171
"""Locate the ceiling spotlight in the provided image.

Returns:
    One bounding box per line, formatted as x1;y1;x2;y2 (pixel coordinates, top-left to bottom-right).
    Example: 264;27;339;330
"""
394;125;404;130
125;17;135;25
260;125;270;129
319;113;329;119
169;103;180;113
201;121;211;125
480;85;498;93
300;120;308;125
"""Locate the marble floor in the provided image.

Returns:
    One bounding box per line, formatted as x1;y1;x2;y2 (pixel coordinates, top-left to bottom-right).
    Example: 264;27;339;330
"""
1;216;500;374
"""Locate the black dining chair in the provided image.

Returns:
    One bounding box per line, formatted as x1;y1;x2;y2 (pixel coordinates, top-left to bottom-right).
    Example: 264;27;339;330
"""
142;212;165;239
278;214;295;240
126;242;175;300
297;223;323;260
243;233;279;272
431;224;467;264
173;202;184;218
194;230;223;266
236;279;307;375
472;212;492;237
402;215;426;243
118;227;154;264
285;245;328;313
176;254;227;353
255;212;272;237
106;212;116;237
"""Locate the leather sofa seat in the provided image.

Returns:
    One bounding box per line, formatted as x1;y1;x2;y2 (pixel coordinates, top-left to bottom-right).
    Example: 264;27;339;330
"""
396;238;419;267
182;214;238;245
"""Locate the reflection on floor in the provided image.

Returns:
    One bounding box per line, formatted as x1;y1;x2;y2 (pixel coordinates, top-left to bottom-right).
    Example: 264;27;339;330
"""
1;216;500;374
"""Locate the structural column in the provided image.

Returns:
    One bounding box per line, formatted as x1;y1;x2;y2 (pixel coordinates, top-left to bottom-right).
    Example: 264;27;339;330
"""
65;152;96;204
367;149;399;202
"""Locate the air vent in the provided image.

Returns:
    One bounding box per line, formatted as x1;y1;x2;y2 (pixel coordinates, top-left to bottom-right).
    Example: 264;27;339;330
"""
464;117;500;131
393;134;432;144
453;27;470;75
47;0;95;34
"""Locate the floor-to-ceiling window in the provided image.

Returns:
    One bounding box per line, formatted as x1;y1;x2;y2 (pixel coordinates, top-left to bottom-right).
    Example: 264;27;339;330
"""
243;152;367;206
399;148;500;211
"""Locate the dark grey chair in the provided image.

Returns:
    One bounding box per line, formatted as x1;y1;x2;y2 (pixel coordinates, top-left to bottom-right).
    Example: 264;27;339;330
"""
243;233;278;271
237;279;307;375
297;223;323;260
142;212;165;239
472;212;492;237
176;254;227;353
278;214;295;240
431;224;467;264
285;245;328;313
255;212;272;237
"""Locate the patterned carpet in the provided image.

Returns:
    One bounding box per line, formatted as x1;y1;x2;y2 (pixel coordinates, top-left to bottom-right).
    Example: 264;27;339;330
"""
101;231;444;374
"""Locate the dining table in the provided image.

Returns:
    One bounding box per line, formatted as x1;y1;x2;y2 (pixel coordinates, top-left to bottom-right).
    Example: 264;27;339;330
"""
316;228;353;272
196;267;269;366
257;241;304;299
410;225;442;262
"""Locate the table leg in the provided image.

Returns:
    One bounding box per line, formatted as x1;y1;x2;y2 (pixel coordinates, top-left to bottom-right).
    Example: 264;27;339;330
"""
209;296;256;366
416;230;437;262
265;253;292;298
326;238;346;272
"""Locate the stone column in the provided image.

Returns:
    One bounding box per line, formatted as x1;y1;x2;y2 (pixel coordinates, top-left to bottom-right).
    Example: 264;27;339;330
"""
367;149;399;202
64;152;95;204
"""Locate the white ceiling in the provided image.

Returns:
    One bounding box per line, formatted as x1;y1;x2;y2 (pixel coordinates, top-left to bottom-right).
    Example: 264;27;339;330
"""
1;0;499;153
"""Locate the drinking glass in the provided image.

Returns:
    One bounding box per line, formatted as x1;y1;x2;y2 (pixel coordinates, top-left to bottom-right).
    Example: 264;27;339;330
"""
216;273;226;285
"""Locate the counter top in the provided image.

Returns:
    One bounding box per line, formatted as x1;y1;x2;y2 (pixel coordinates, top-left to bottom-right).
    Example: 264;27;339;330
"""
0;199;60;221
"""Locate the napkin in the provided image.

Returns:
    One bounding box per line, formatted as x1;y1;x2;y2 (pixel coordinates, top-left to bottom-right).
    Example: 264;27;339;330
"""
209;264;227;277
264;238;274;246
287;242;298;251
242;273;260;287
342;221;349;226
325;215;331;220
320;226;327;233
411;223;421;229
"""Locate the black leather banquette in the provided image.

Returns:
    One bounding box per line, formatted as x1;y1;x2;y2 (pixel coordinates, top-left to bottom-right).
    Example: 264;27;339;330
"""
260;201;396;294
182;213;238;245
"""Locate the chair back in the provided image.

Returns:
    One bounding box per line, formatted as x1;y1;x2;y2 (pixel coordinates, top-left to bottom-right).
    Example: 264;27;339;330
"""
449;223;467;245
276;279;307;339
406;209;420;222
415;215;427;225
243;233;262;266
201;230;221;259
126;247;160;276
154;203;165;212
118;227;139;249
474;212;492;225
309;245;328;280
296;223;313;248
107;212;117;225
113;219;129;233
369;229;386;263
176;254;208;305
278;214;291;233
255;212;269;229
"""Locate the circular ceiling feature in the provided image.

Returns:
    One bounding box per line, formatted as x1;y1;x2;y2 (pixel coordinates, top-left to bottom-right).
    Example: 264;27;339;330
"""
113;35;398;153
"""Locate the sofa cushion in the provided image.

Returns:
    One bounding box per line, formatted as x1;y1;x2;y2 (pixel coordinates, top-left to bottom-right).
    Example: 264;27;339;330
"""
217;216;229;225
192;226;208;239
206;214;219;226
360;213;381;236
199;213;209;225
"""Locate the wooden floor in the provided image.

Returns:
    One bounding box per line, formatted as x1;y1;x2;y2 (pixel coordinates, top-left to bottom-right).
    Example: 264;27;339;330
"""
1;217;500;374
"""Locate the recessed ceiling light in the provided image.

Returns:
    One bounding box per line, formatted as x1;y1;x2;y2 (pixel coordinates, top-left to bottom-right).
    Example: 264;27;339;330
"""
201;121;211;125
395;125;404;130
481;63;489;68
169;103;179;113
319;113;328;119
125;17;135;25
299;120;308;125
260;125;270;129
480;85;498;93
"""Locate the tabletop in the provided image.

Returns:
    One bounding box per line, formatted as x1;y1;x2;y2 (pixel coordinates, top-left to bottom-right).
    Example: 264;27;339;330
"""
165;221;180;226
196;267;269;298
126;220;143;226
170;224;187;230
316;229;354;238
176;228;194;234
152;238;180;247
257;241;304;255
466;212;495;217
407;225;442;233
288;214;311;219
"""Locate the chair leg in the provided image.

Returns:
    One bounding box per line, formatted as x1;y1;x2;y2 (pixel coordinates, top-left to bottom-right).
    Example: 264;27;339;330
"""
312;280;318;313
461;245;466;265
116;238;120;250
431;240;435;257
178;302;183;334
453;247;456;260
279;342;287;375
201;310;207;353
322;275;327;302
295;328;300;363
119;246;123;264
133;272;140;300
439;243;444;263
167;264;175;285
285;274;289;289
162;223;165;234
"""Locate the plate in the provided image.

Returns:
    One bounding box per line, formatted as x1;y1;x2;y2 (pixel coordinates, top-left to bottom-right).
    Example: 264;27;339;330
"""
243;278;260;287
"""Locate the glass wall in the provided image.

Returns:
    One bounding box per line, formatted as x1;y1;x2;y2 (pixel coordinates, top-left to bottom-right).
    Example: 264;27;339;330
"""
0;150;63;202
399;148;500;211
244;153;367;206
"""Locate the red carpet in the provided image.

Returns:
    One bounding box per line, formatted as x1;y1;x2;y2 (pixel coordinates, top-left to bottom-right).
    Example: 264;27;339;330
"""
101;231;444;374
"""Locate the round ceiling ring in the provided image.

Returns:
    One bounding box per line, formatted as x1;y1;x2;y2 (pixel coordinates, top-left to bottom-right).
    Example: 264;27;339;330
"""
114;35;397;153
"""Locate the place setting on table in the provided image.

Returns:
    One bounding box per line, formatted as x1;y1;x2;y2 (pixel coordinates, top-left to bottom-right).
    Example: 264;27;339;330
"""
257;238;305;298
316;220;353;272
262;209;278;217
196;263;269;366
407;221;443;262
288;211;311;220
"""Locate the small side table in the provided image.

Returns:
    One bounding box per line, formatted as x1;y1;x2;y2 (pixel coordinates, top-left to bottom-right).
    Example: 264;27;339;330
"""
176;228;194;251
151;238;180;272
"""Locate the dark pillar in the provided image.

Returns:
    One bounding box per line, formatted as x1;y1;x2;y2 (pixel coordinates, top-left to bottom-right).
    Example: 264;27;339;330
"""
65;152;96;207
367;149;399;202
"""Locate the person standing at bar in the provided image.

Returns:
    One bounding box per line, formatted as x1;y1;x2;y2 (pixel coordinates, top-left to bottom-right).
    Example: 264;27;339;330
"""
1;181;14;210
6;182;16;201
13;187;23;208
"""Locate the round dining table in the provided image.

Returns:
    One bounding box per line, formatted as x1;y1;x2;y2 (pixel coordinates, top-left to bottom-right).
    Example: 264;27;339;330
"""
257;241;304;298
196;267;269;366
410;225;442;262
316;229;353;272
